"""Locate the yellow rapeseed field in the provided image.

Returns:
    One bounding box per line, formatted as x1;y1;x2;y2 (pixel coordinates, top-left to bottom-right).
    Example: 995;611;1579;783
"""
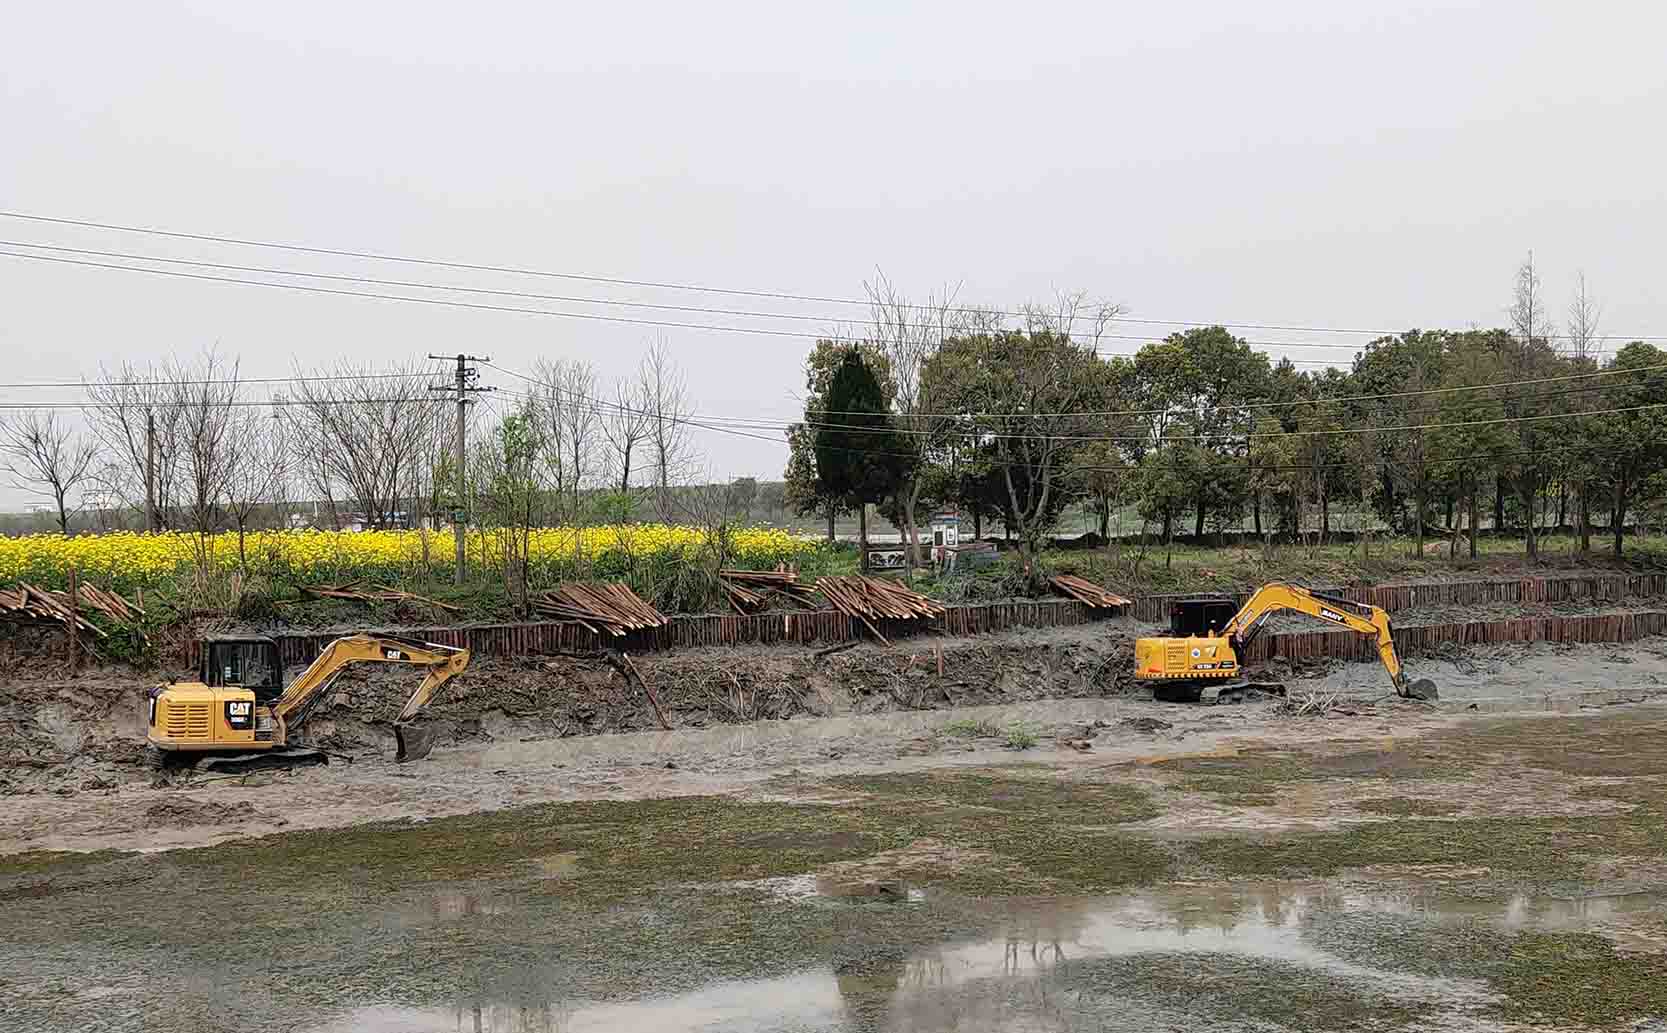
0;525;817;586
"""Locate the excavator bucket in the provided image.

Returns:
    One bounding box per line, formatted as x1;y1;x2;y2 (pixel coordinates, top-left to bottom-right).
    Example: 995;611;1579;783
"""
1402;678;1439;702
394;723;438;763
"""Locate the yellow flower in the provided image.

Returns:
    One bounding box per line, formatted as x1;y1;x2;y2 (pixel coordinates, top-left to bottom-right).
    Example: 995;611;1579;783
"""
0;524;818;587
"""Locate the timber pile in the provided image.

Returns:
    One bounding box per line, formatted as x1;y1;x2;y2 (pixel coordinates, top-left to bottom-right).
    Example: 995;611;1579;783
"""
718;568;819;613
0;581;146;638
533;582;668;637
301;582;462;612
1050;575;1130;611
818;575;945;645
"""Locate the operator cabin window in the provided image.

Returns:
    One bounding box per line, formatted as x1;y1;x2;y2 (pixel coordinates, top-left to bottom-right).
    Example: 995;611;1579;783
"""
218;644;279;692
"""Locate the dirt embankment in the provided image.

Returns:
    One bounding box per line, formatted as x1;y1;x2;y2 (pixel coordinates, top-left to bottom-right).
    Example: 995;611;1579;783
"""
0;623;1151;794
10;599;1667;801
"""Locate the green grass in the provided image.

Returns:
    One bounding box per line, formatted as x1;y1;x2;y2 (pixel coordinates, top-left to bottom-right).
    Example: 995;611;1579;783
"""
1304;917;1667;1029
939;717;1002;738
1056;954;1433;1031
1000;721;1042;750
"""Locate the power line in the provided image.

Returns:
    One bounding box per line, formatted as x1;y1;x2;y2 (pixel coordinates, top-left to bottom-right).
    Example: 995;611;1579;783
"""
495;375;1637;476
0;371;433;390
483;361;1651;471
0;395;446;411
3;208;1649;342
493;370;1657;442
0;248;1353;368
802;361;1667;420
0;238;1471;354
0;246;1357;365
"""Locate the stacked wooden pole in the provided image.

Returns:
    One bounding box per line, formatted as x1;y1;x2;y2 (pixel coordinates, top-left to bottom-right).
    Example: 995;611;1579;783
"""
0;580;147;638
1050;575;1130;611
532;582;668;637
817;575;945;645
718;568;819;613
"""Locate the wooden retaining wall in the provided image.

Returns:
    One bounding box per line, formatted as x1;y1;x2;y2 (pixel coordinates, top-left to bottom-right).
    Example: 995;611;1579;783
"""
257;598;1095;668
1249;610;1667;664
1130;573;1667;623
239;571;1667;669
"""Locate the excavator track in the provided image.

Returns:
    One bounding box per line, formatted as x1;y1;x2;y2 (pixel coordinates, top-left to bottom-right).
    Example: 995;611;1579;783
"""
1151;680;1287;705
195;747;329;775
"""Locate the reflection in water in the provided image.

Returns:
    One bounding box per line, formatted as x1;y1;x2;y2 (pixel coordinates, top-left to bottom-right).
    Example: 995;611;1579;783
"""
311;881;1664;1033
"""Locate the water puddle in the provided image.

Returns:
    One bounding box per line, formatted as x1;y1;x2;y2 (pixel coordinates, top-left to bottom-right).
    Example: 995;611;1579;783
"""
1453;686;1667;714
308;879;1663;1032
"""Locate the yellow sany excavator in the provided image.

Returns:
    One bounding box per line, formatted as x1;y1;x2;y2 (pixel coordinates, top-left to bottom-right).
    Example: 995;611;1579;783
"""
145;633;471;772
1134;583;1438;704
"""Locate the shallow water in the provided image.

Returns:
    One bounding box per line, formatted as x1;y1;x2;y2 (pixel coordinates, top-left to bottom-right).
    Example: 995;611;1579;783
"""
304;880;1664;1033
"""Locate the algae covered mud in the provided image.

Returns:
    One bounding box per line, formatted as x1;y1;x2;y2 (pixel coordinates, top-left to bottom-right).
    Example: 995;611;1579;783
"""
4;696;1667;1032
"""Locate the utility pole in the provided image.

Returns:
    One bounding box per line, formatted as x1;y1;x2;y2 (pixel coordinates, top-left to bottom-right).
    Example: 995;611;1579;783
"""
428;354;493;584
145;407;157;532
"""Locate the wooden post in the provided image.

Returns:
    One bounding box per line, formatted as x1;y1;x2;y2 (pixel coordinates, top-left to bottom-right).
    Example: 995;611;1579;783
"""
67;566;80;672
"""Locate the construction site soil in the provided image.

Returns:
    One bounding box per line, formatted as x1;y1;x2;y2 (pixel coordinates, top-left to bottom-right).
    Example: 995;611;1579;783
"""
6;580;1667;1030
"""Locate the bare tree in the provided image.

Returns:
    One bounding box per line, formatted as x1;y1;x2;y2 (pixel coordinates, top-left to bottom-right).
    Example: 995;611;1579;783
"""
84;361;186;527
1506;252;1561;560
863;272;1006;566
287;361;447;530
173;350;243;537
221;409;288;570
638;339;697;519
1508;250;1556;348
1567;271;1602;362
533;358;601;520
600;375;651;497
521;358;600;526
1567;271;1603;550
0;410;97;535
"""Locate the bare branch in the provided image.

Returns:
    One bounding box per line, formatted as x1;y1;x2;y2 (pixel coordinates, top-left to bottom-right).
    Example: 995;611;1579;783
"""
0;410;97;534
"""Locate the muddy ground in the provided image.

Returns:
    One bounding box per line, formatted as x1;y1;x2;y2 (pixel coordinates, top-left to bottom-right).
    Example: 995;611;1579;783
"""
6;618;1667;1031
8;601;1667;799
4;693;1667;1031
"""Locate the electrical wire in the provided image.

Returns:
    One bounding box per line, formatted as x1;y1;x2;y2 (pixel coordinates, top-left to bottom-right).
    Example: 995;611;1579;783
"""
0;208;1652;342
482;362;1649;472
493;379;1635;476
797;362;1667;420
0;238;1487;354
0;247;1352;366
0;371;435;390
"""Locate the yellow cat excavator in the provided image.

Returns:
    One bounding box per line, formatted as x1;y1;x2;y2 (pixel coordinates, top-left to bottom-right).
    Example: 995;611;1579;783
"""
1134;583;1438;704
145;633;471;772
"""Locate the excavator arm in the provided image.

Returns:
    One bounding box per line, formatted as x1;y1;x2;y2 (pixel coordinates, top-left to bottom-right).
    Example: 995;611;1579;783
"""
272;634;472;759
1220;584;1437;700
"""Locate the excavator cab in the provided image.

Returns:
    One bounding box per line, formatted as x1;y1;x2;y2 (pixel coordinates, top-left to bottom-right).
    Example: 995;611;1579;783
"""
199;637;285;703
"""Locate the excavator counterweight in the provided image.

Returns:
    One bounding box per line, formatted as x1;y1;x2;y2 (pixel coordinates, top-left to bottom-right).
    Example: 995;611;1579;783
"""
146;633;471;769
1134;583;1437;704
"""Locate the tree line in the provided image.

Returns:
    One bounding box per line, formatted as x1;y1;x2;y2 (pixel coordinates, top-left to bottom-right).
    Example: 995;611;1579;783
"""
0;342;706;553
786;259;1666;578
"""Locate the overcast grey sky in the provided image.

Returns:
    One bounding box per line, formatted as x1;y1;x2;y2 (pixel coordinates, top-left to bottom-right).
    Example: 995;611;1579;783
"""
2;1;1665;507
